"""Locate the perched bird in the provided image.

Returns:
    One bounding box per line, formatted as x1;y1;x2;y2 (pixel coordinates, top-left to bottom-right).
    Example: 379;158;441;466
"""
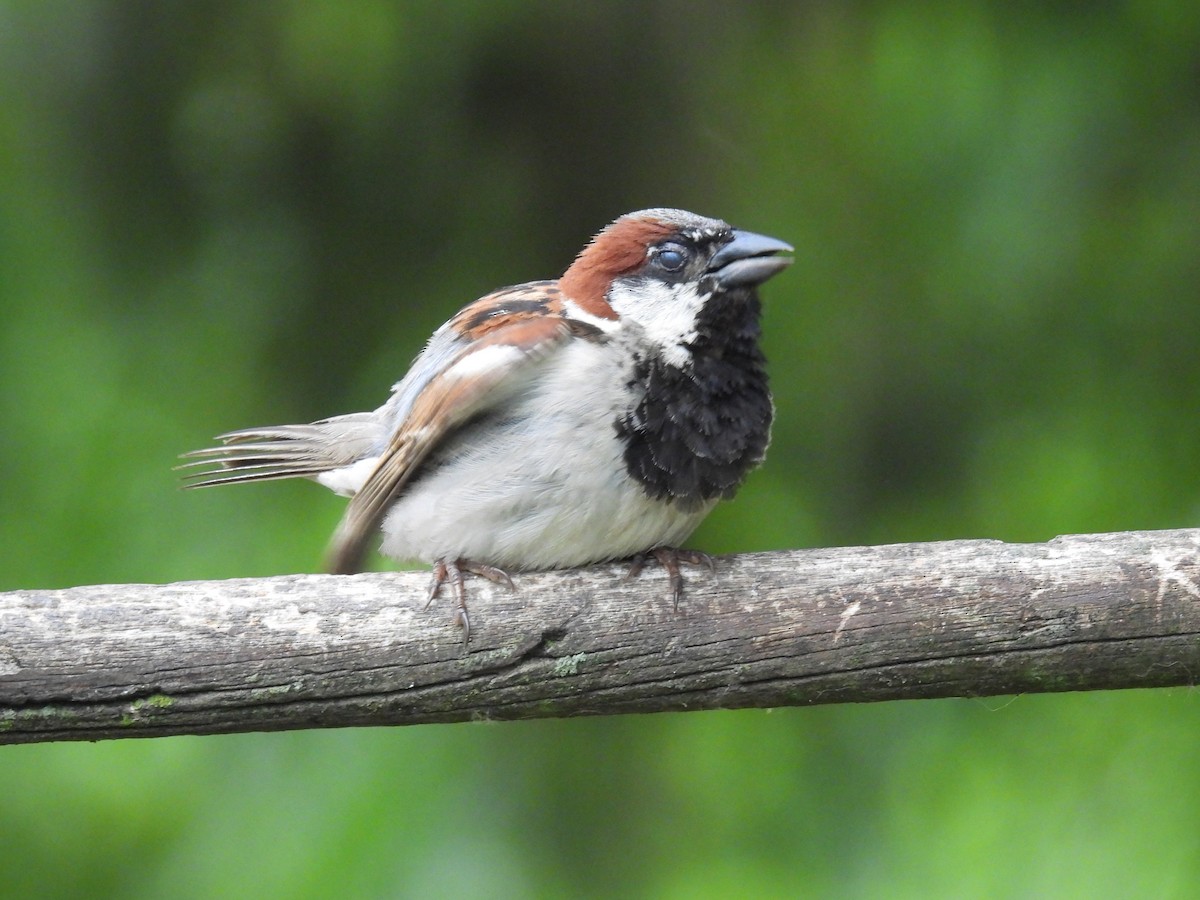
181;208;792;640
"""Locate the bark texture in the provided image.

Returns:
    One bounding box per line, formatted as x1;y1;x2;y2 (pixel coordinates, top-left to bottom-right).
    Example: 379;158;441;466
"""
3;529;1200;743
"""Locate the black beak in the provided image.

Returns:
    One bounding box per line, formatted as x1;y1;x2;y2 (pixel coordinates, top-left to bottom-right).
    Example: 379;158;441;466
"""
708;229;793;288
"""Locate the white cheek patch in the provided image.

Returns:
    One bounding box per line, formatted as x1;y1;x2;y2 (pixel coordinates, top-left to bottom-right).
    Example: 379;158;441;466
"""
608;280;706;369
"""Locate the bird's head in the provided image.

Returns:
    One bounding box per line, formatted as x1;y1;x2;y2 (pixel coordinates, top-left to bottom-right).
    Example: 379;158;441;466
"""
559;208;792;365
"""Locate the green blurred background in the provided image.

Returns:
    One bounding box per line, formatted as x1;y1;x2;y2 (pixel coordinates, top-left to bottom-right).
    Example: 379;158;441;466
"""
3;1;1200;896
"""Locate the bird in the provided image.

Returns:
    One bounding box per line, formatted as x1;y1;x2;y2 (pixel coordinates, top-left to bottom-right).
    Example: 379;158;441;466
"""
180;208;792;642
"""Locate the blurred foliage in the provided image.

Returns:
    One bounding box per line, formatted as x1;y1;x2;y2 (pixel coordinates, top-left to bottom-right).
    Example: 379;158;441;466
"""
2;1;1200;896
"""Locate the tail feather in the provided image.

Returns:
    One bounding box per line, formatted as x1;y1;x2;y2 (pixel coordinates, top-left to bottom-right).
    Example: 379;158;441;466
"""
179;413;382;489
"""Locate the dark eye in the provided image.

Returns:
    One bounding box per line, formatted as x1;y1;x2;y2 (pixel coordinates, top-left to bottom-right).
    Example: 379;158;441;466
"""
655;243;688;272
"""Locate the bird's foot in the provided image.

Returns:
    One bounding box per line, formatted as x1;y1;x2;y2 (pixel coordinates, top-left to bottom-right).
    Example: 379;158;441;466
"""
426;558;516;646
623;547;715;611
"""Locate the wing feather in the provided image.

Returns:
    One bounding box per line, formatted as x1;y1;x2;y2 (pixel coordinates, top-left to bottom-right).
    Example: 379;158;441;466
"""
325;316;575;574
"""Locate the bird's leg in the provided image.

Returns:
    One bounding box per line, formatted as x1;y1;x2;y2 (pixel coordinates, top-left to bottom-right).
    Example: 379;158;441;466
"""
624;547;715;611
426;558;516;645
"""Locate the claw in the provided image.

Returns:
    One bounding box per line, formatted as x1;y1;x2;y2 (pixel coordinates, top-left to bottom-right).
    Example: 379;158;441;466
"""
426;560;452;609
453;603;471;647
425;557;516;646
624;547;715;611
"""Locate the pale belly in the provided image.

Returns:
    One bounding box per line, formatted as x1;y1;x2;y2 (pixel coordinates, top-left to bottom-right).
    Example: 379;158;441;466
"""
375;344;714;569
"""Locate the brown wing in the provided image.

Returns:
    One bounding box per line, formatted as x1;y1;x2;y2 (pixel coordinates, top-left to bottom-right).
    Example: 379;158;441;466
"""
325;315;577;575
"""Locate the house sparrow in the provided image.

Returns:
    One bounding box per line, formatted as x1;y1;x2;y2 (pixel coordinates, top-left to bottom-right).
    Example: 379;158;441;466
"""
182;208;792;641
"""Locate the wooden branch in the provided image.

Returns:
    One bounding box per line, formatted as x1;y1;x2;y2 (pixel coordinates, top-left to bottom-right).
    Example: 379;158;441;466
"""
3;528;1200;744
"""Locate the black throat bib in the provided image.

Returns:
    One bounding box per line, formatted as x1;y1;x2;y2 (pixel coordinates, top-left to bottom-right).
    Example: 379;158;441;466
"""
616;290;773;509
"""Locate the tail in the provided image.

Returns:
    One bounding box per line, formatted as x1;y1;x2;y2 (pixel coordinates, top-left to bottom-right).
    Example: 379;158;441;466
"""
178;413;382;490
